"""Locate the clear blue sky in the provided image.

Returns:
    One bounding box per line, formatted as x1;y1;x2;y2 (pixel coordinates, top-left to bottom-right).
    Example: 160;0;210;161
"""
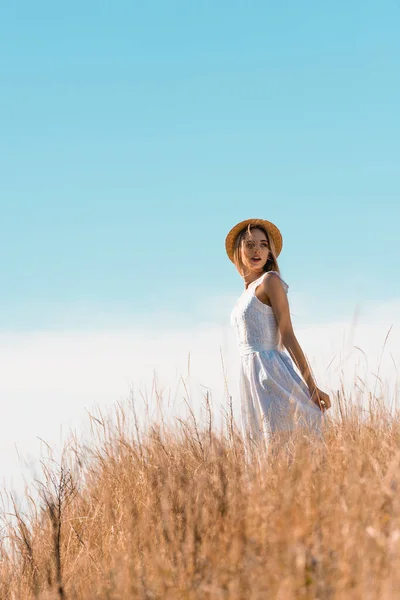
1;1;399;330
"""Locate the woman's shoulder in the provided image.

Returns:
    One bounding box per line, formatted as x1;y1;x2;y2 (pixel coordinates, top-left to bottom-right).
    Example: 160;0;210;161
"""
262;270;289;294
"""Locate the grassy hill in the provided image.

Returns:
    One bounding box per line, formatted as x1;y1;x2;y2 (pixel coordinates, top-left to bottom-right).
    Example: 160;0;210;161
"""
1;392;400;599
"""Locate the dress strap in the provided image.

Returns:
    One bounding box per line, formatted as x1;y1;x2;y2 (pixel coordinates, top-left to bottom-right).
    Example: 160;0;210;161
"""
245;270;289;294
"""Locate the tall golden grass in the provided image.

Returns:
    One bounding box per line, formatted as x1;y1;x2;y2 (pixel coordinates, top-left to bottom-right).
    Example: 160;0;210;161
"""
1;378;400;599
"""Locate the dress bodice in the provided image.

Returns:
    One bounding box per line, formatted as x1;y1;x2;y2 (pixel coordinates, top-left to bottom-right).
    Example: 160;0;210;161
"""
230;271;289;357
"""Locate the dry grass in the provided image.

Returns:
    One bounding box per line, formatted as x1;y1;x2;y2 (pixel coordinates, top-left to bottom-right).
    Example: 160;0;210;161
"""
1;383;400;599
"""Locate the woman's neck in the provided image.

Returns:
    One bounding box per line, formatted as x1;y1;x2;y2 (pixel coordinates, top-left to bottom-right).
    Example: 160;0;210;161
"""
244;271;265;289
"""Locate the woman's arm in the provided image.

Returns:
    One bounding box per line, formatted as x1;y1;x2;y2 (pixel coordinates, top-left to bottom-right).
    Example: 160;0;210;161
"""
262;273;330;411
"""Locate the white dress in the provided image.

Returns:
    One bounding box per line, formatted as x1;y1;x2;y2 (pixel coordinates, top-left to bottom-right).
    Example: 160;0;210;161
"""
230;270;325;451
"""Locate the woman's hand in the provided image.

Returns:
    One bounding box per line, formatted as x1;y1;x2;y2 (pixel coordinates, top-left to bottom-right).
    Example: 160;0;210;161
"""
310;387;331;412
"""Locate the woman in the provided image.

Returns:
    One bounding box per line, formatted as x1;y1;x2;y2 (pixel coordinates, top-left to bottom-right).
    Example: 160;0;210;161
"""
227;218;331;452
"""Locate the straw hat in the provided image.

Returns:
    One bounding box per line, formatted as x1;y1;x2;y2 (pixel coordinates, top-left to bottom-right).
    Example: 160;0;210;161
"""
225;218;283;262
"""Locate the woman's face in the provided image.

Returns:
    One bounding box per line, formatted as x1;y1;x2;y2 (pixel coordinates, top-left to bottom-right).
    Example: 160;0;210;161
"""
241;228;270;275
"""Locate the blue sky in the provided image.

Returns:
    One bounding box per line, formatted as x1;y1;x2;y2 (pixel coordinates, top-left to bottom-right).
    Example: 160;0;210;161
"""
1;1;399;331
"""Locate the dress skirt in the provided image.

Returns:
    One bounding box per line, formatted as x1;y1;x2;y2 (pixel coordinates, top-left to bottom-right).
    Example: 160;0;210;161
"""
239;348;325;451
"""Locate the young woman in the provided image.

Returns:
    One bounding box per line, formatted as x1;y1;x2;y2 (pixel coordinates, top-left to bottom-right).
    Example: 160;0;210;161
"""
226;218;331;451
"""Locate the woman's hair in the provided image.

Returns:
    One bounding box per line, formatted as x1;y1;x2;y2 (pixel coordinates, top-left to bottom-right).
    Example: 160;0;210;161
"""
232;224;280;278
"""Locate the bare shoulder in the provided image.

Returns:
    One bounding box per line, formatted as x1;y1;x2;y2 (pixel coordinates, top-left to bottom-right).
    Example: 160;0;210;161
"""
262;271;289;295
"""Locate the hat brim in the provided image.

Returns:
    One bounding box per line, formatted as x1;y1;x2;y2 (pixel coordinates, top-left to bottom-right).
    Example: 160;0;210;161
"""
225;218;283;262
